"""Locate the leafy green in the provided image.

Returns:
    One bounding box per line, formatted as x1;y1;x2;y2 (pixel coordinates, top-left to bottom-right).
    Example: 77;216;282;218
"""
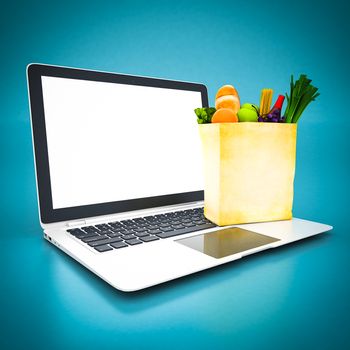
194;107;216;124
284;74;320;123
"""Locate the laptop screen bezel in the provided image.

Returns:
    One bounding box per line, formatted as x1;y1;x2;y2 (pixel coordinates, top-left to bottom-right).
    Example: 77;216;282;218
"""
27;64;207;224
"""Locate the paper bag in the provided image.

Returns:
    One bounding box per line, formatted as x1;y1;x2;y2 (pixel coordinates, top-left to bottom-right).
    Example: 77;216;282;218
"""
199;122;297;226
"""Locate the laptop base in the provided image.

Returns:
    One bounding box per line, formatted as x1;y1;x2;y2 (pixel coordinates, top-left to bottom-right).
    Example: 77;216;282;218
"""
44;217;332;292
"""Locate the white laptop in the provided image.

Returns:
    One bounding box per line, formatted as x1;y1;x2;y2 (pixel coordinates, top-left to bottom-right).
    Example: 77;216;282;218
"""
27;64;332;292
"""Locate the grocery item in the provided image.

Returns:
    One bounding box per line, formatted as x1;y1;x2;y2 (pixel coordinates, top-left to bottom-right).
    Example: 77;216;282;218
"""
194;107;216;124
258;95;285;123
237;103;259;122
215;95;240;111
194;74;318;124
215;84;240;116
211;108;238;123
284;74;319;123
216;85;239;99
259;88;273;116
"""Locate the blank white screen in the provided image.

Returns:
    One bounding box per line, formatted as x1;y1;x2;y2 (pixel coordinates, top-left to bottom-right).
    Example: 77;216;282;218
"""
41;76;204;209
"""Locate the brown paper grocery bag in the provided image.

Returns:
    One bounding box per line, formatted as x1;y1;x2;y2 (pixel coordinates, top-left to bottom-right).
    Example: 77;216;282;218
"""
199;122;297;226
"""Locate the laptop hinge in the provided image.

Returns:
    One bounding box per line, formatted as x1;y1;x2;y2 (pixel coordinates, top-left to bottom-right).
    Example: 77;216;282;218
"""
66;219;86;227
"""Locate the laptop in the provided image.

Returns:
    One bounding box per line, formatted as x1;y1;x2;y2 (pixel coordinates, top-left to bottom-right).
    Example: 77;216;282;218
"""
27;63;332;292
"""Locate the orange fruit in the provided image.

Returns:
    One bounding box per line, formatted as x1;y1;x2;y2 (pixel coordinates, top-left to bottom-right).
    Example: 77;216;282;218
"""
215;95;240;113
215;84;239;100
211;108;238;123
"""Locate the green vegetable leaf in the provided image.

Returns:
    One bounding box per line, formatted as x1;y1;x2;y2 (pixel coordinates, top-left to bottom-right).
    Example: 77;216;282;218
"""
194;107;216;124
284;74;319;123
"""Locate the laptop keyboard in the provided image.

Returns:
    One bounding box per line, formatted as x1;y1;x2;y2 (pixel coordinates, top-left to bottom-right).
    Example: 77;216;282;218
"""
67;207;216;253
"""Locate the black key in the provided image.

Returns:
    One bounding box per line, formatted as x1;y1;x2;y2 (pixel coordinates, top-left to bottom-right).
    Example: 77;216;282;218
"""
107;236;123;242
81;226;98;232
122;230;136;235
108;227;124;233
83;229;100;235
67;228;86;236
73;231;94;238
94;245;113;252
110;242;128;249
133;227;147;233
147;221;161;226
183;222;196;227
120;220;135;226
160;226;174;232
107;232;122;238
75;232;97;238
170;221;182;225
123;224;138;229
154;214;165;219
139;235;159;242
96;224;110;229
88;237;123;247
125;238;142;246
109;222;123;229
137;223;148;228
148;229;162;234
122;234;136;240
109;227;124;232
75;233;89;239
192;219;203;224
134;231;149;237
172;224;184;229
194;221;207;225
156;223;216;239
147;225;159;230
97;229;113;235
133;218;146;222
144;216;157;222
82;234;109;243
81;234;104;243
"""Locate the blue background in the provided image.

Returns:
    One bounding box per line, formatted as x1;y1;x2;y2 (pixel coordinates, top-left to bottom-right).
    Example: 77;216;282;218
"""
1;0;349;349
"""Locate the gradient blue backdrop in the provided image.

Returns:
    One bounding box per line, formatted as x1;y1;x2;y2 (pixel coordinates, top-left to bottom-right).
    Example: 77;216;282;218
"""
1;1;349;349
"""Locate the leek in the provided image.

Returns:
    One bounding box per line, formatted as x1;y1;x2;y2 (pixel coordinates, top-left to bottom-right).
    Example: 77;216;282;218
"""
284;74;319;123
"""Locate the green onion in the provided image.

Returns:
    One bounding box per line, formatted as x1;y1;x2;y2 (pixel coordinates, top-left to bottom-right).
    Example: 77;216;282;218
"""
284;74;320;123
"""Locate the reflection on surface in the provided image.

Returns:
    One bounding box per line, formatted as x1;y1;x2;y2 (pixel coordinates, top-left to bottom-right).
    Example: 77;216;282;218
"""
176;227;280;258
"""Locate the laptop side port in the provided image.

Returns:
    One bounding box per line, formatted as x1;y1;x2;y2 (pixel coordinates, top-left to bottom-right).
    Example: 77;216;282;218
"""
44;233;52;241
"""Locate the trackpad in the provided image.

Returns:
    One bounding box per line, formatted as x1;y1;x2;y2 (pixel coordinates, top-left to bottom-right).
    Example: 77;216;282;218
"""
176;227;280;259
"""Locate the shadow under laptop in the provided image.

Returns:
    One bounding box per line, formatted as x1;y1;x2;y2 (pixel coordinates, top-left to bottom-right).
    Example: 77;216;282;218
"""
47;232;330;315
